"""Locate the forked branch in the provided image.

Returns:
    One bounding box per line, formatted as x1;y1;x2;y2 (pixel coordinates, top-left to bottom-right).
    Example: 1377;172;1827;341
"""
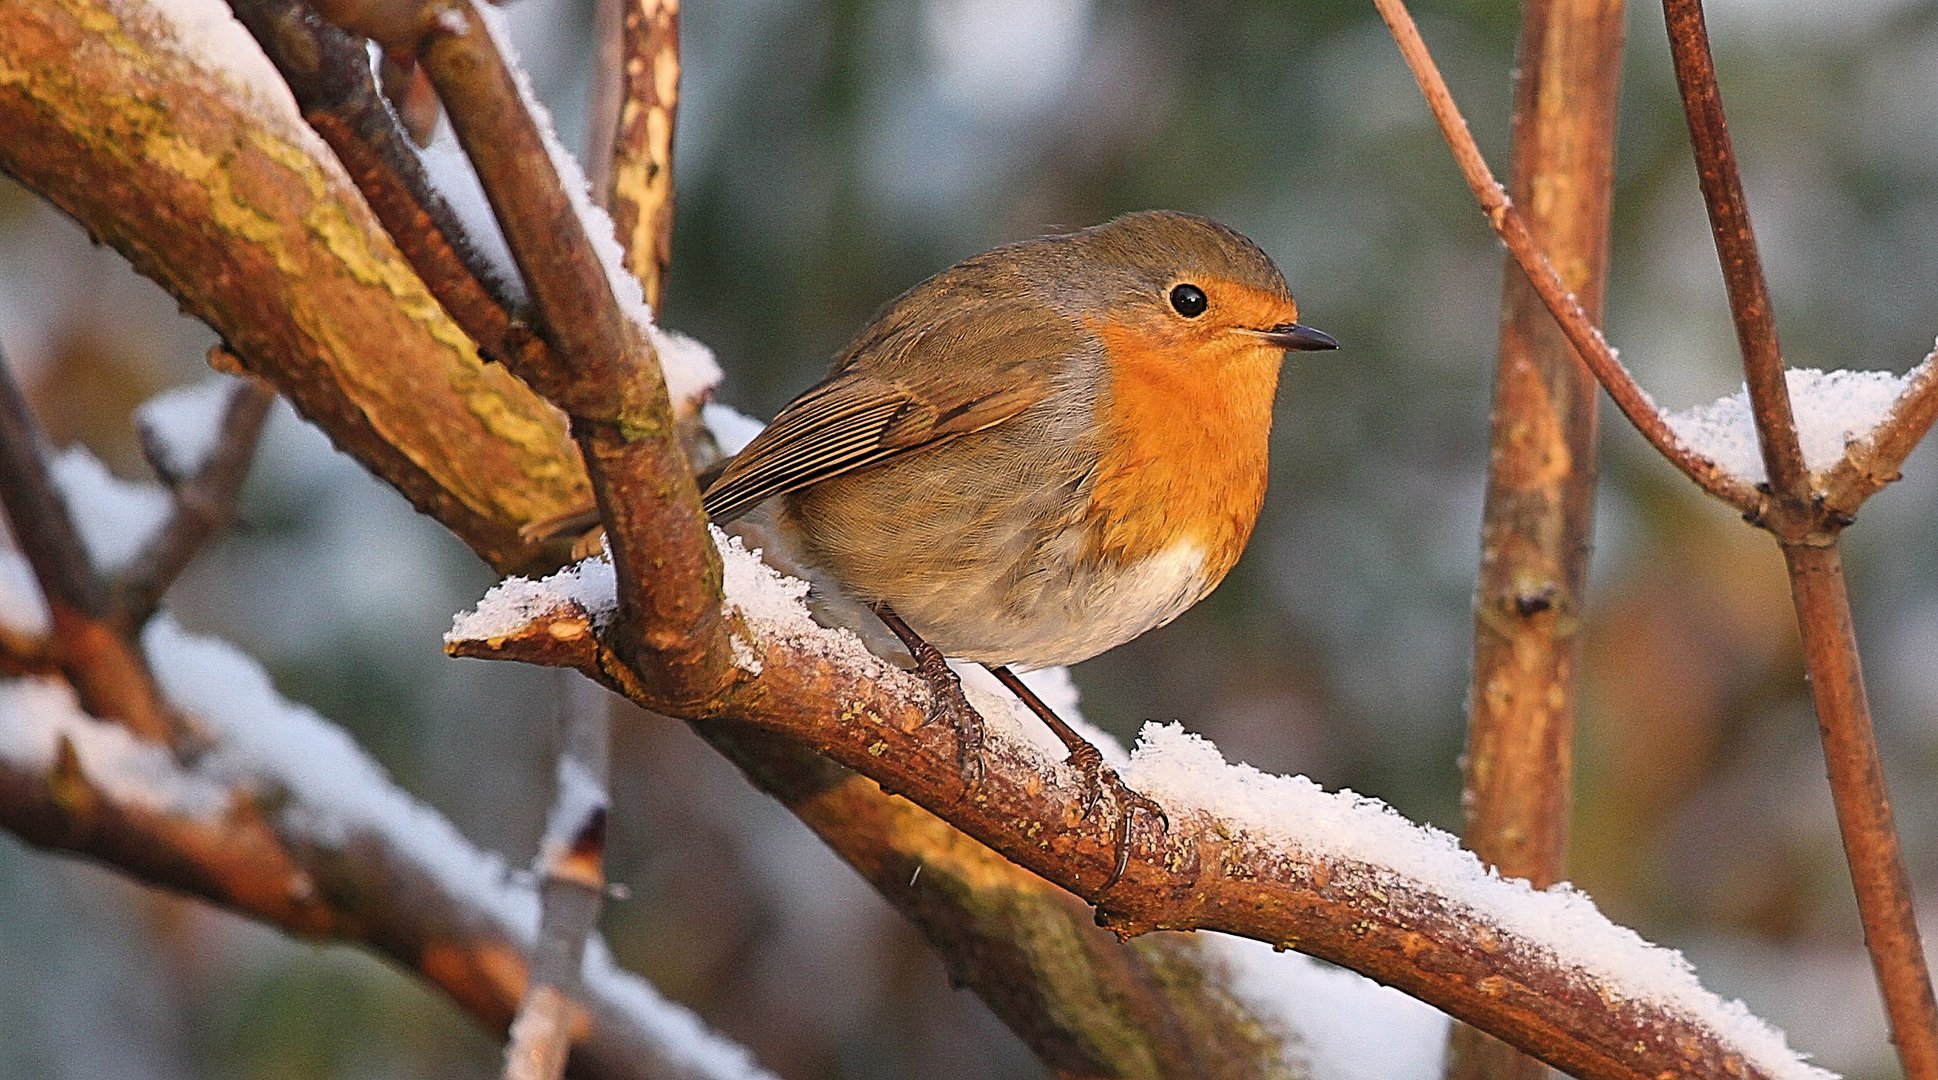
0;347;182;745
308;0;738;708
1660;1;1938;1073
120;371;274;625
1369;0;1757;512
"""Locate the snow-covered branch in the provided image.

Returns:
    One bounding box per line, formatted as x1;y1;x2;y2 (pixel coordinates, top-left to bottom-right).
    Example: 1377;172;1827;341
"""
0;613;770;1080
448;537;1831;1080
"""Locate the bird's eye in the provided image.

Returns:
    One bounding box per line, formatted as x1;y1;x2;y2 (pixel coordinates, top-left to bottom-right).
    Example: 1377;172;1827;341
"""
1168;283;1208;317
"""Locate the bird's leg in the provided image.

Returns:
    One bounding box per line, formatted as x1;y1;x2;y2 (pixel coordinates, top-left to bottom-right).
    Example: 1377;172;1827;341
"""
985;664;1168;896
870;603;985;789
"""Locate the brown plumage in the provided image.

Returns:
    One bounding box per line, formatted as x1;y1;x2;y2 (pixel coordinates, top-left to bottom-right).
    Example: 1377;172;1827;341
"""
702;210;1334;668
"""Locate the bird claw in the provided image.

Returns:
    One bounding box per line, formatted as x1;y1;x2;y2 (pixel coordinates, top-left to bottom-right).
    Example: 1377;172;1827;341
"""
907;636;987;791
869;604;989;793
1064;745;1168;897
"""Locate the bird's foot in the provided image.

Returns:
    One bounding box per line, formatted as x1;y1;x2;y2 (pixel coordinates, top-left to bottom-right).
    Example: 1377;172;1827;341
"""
872;604;985;790
1063;741;1169;896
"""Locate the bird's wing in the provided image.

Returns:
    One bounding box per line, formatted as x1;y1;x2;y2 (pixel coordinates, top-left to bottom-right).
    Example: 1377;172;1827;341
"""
701;307;1080;523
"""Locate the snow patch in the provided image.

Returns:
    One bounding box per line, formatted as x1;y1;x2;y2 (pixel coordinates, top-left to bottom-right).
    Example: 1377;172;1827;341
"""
0;556;51;636
447;556;620;644
1211;935;1449;1080
132;0;308;132
712;528;891;681
47;448;172;572
1126;725;1834;1080
0;678;226;819
1663;367;1909;484
703;404;767;456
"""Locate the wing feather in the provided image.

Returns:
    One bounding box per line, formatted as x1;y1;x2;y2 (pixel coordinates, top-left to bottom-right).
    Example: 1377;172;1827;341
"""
700;301;1083;523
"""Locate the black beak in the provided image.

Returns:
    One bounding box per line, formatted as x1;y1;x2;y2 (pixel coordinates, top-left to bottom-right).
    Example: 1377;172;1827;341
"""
1258;323;1338;351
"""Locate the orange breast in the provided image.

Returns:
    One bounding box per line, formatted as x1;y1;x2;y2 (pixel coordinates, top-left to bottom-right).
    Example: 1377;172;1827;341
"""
1082;319;1283;585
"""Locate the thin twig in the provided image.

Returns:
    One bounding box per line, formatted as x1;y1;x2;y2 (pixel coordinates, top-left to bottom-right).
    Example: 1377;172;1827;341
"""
0;345;180;744
1782;544;1938;1080
503;675;612;1080
1369;0;1758;512
120;371;274;625
1660;0;1809;512
1822;346;1938;515
1660;2;1938;1073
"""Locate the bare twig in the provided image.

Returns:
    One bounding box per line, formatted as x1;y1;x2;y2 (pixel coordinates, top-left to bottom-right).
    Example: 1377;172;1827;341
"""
1659;0;1808;513
1369;0;1758;512
503;675;611;1080
587;0;681;311
1450;0;1625;1076
1660;2;1938;1073
120;371;274;625
1783;543;1938;1079
0;346;179;744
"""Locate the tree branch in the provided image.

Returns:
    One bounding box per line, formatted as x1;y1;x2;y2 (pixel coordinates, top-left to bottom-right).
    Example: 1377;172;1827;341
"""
228;0;529;352
1659;2;1938;1074
586;0;680;312
451;577;1828;1080
1659;0;1809;512
1369;0;1759;513
1821;346;1938;515
311;0;737;708
0;639;766;1080
0;0;591;574
0;345;181;745
504;676;612;1080
1452;0;1625;1075
120;371;274;625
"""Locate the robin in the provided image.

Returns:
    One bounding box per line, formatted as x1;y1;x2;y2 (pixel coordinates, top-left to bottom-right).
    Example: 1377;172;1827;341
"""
699;210;1334;891
538;210;1334;891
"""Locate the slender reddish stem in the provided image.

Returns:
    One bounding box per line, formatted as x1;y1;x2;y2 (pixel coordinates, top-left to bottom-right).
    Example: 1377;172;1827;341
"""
1660;0;1808;509
1369;0;1757;513
1658;2;1938;1074
1781;544;1938;1079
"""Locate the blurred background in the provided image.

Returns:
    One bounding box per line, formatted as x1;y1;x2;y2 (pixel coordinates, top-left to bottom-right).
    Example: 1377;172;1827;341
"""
3;0;1938;1075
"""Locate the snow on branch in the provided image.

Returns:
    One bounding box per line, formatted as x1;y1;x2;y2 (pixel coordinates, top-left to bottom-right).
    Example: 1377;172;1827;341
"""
0;569;770;1080
1663;368;1911;485
448;533;1833;1080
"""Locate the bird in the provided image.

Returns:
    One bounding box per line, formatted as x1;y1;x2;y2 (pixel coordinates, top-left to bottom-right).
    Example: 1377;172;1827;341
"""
696;209;1335;892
